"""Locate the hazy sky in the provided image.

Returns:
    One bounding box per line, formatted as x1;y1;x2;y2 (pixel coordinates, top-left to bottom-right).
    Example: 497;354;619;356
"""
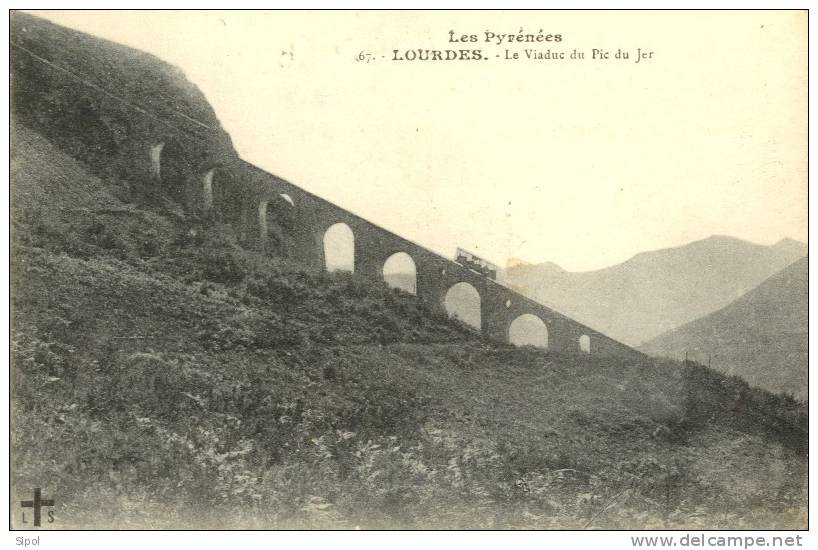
30;10;807;271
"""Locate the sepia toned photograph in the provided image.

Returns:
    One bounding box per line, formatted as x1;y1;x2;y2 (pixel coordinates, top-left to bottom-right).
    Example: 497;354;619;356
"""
8;9;807;534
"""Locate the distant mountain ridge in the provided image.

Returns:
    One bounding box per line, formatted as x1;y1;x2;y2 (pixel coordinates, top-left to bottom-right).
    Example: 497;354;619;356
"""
640;257;807;399
504;235;806;346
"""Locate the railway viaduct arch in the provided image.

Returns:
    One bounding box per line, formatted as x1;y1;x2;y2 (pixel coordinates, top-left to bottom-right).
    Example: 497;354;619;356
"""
143;136;644;361
144;140;644;361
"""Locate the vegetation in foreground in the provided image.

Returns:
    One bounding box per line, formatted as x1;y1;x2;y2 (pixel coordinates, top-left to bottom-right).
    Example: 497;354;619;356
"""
11;121;807;529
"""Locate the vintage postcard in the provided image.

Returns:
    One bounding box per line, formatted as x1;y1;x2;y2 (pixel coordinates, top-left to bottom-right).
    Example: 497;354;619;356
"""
8;8;808;539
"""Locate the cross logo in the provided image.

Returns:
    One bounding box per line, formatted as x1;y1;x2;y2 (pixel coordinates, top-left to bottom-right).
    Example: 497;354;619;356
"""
21;488;55;527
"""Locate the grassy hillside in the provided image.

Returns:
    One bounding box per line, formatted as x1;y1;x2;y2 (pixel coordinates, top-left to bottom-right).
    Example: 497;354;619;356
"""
505;236;806;346
11;11;227;135
11;120;807;529
641;258;808;399
10;12;807;529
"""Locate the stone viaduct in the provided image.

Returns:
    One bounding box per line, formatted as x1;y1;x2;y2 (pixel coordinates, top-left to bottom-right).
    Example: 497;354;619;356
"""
11;32;645;362
147;139;644;360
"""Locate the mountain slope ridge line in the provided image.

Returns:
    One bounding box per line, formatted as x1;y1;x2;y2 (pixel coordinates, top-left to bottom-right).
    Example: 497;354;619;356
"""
11;41;213;133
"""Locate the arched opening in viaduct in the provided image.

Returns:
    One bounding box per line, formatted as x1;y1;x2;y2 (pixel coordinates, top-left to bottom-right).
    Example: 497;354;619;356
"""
150;143;164;178
151;140;189;198
382;252;417;295
579;334;591;354
202;168;216;211
508;314;549;349
204;167;241;225
323;222;355;272
443;282;481;331
259;194;296;256
69;98;120;162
